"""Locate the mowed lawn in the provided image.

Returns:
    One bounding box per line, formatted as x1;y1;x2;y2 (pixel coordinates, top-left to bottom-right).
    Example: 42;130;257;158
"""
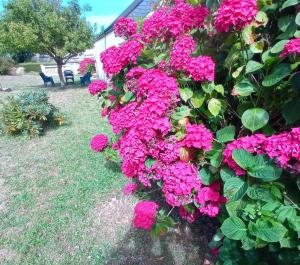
0;75;214;265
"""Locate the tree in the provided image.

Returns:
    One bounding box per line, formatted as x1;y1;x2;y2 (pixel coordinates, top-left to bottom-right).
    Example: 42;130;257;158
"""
0;0;95;87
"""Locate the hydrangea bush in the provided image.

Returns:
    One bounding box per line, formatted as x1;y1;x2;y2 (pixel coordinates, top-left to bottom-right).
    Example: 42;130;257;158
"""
88;0;300;264
79;57;96;74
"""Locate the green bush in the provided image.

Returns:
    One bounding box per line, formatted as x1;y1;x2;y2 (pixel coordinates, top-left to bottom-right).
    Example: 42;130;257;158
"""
0;56;15;75
19;62;41;73
0;90;64;138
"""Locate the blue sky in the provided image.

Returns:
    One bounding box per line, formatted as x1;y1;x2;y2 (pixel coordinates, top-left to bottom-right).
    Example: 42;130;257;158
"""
82;0;134;28
0;0;134;29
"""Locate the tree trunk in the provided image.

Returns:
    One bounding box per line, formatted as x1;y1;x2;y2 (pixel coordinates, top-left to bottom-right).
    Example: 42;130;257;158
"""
56;61;65;88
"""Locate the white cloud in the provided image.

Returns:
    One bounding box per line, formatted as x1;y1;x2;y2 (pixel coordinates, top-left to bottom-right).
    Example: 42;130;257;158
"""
87;15;118;28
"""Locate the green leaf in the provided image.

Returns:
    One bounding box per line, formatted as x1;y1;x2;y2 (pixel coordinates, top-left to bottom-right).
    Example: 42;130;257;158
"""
248;165;282;182
282;100;300;124
247;186;275;201
217;126;236;143
215;84;225;95
281;0;300;10
179;87;193;102
246;60;264;74
241;108;269;132
220;167;236;182
234;80;256;96
202;82;215;94
145;158;156;168
296;12;300;26
199;167;217;185
242;237;256;250
276;205;297;222
278;16;294;32
121;91;135;104
221;217;247;240
255;11;269;27
271;40;289;53
224;177;248;201
226;200;243;217
232;149;256;170
232;66;245;79
210;151;223;168
191;90;205;108
262;64;292;87
208;98;222;116
172;106;191;120
249;220;287;242
250;41;264;53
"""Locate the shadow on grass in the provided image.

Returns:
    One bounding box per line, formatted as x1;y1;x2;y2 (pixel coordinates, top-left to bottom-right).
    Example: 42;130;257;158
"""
104;161;122;173
103;189;218;265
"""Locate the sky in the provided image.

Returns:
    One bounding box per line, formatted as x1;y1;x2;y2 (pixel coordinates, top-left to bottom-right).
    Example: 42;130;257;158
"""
0;0;135;29
82;0;134;29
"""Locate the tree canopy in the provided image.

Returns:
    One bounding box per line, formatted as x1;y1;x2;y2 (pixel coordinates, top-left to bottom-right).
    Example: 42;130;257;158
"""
0;0;95;86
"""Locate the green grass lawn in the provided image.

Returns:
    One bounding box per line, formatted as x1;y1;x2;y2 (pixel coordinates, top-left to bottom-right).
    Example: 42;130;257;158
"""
0;77;214;265
0;83;129;264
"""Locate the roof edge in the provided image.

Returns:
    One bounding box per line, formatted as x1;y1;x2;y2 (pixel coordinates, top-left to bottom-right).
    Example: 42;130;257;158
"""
97;0;144;40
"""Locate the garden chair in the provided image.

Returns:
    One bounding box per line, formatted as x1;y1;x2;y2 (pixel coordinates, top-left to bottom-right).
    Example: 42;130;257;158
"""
39;72;55;87
80;72;91;86
64;70;75;84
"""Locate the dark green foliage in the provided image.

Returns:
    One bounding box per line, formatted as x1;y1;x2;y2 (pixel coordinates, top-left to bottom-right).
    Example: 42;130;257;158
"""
0;90;64;137
0;56;15;75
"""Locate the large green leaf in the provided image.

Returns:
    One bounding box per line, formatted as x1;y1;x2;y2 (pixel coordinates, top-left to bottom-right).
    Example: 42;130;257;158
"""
234;80;256;96
249;220;287;242
276;205;297;222
221;217;247;240
224;177;248;201
271;40;289;53
232;149;256;170
262;64;292;87
246;60;264;74
296;12;300;26
179;87;193;102
280;0;300;10
191;90;205;108
220;167;236;182
216;125;236;143
278;16;294;32
282;100;300;124
208;98;222;116
172;106;191;120
241;108;269;132
248;165;282;182
247;186;275;201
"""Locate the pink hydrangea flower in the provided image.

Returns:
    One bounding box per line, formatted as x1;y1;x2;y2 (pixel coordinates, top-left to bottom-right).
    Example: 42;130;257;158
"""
186;56;215;81
88;80;107;95
170;35;196;71
114;17;138;38
162;161;201;207
180;123;214;151
79;58;96;74
123;182;139;195
90;134;109;152
280;38;300;57
133;201;159;230
199;203;220;217
214;0;258;32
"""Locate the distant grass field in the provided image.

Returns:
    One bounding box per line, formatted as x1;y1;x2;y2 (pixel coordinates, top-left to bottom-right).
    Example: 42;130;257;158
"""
18;62;42;73
0;76;214;265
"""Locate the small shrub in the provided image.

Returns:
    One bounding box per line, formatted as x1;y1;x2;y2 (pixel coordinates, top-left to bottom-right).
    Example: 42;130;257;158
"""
0;56;15;75
0;90;64;138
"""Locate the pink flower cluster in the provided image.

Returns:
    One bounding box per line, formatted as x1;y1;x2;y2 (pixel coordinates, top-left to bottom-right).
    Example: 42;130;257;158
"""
113;17;138;38
280;38;300;58
90;134;109;152
178;206;199;223
214;0;258;32
223;128;300;175
123;182;139;195
88;80;107;95
170;36;215;81
179;124;214;151
133;201;159;230
79;58;96;74
141;1;209;40
100;40;143;76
